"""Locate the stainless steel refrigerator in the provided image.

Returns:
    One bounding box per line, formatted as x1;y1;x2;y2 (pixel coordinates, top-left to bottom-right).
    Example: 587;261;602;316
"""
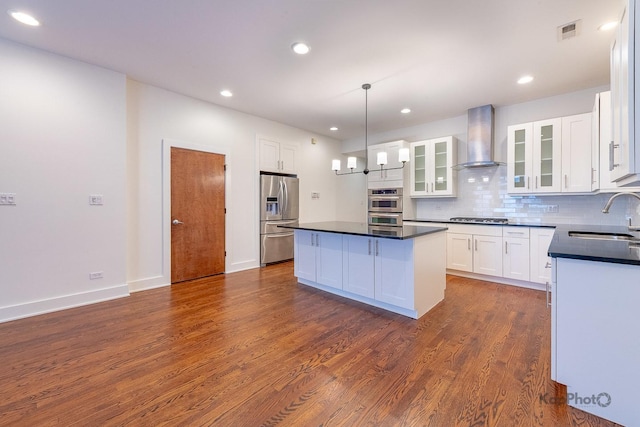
260;174;299;265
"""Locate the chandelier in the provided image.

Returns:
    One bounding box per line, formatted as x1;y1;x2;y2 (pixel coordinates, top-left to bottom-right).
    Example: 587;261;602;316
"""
332;83;409;175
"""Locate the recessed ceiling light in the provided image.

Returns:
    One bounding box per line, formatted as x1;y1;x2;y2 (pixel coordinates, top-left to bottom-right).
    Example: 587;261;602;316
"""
400;108;411;114
291;42;310;55
220;90;233;97
598;21;618;31
517;75;534;85
8;10;40;26
330;127;338;131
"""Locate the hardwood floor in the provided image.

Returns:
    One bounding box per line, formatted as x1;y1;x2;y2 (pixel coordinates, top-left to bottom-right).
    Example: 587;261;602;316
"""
0;262;618;426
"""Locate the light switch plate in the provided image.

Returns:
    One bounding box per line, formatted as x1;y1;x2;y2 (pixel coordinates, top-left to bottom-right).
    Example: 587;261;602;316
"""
89;194;104;205
0;193;16;205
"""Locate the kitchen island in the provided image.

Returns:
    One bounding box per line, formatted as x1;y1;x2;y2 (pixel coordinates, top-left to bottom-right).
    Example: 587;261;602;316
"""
279;221;448;319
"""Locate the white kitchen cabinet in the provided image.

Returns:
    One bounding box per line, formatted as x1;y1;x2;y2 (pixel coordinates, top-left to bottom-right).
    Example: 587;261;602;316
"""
294;230;343;289
446;224;502;276
597;91;640;192
342;235;375;298
554;257;640;426
508;116;593;194
342;235;412;309
409;136;457;198
259;138;298;174
561;113;593;192
502;227;530;281
367;140;408;188
529;228;554;284
609;0;639;184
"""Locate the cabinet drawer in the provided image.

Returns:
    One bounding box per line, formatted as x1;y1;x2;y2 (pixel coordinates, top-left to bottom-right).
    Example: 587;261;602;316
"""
503;226;530;238
445;223;503;236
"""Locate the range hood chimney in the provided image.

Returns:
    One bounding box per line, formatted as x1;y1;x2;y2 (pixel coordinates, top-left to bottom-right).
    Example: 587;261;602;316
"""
455;104;503;169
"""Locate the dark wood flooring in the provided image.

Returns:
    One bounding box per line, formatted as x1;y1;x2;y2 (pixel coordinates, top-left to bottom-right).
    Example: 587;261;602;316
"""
0;261;618;426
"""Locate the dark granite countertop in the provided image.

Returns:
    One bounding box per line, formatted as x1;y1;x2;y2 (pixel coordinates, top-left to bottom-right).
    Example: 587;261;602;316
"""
279;221;447;240
405;218;556;228
548;224;640;265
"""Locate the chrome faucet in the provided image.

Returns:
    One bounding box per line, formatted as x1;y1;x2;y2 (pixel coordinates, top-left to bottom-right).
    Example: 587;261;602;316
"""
601;192;640;231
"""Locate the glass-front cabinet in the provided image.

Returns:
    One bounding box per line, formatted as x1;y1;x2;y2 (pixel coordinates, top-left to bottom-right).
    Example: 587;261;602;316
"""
507;119;561;194
409;136;457;197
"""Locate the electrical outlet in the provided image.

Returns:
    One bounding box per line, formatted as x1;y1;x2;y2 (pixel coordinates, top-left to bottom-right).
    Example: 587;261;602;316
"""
546;205;559;213
89;271;104;280
89;195;104;205
311;192;320;199
0;193;16;205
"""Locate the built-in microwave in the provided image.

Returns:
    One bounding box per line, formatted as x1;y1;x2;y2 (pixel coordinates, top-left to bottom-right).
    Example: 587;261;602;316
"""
368;188;403;213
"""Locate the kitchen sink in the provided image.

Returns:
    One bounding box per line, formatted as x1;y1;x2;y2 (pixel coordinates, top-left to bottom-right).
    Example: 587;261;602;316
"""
568;231;640;242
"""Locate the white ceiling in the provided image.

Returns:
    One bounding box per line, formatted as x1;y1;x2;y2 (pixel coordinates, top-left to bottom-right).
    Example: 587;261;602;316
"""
0;0;625;140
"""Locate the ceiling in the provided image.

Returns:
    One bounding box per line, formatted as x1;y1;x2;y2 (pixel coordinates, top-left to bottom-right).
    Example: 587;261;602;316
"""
0;0;625;140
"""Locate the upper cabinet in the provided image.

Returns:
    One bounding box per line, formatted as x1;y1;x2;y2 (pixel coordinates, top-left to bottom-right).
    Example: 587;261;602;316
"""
259;138;298;174
609;1;638;184
507;114;593;195
367;140;408;188
409;136;457;198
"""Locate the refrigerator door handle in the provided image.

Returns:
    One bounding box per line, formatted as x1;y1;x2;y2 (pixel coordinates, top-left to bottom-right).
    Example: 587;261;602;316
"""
282;179;287;216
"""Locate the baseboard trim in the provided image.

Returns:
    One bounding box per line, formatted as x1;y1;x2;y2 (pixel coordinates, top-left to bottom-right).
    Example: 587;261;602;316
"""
0;284;130;323
447;270;546;291
128;275;170;293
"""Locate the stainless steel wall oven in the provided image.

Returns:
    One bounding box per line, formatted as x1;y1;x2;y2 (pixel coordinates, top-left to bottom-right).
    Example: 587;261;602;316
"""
368;188;403;228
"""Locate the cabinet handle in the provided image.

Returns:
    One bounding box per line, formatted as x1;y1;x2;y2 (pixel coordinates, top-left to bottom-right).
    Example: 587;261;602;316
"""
609;141;620;171
535;176;538;189
375;240;379;256
468;238;471;250
544;262;552;269
505;241;508;254
564;174;568;189
474;239;478;251
546;281;551;308
431;182;434;192
591;168;596;184
316;233;320;246
527;176;530;189
368;239;371;255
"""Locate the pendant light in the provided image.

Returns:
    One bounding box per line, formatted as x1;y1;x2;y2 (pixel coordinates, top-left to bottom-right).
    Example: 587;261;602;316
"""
332;83;409;175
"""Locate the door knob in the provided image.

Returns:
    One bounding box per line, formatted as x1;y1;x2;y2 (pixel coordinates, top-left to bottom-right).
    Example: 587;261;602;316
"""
172;219;184;225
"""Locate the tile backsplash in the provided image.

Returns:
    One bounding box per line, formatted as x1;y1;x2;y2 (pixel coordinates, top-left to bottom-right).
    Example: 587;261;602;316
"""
414;167;640;226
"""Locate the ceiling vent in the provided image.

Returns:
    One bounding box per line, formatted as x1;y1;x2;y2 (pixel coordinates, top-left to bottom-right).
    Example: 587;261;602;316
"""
558;20;582;41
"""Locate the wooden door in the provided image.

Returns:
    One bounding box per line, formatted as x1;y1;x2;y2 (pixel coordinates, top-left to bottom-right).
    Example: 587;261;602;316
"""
171;147;225;283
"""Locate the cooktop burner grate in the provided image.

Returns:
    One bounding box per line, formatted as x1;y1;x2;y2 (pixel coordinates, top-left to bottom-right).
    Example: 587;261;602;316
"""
449;217;509;224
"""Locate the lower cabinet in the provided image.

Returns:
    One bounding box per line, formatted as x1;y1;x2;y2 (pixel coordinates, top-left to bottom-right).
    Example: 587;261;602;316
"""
294;230;343;289
343;235;412;309
553;257;639;426
502;227;530;281
446;226;502;276
529;228;555;284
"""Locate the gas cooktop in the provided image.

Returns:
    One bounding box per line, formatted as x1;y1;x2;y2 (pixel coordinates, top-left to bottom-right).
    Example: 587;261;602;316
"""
449;217;509;224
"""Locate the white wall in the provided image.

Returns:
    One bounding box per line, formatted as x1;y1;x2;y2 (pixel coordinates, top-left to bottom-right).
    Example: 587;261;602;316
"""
126;80;345;291
339;86;640;225
0;39;128;322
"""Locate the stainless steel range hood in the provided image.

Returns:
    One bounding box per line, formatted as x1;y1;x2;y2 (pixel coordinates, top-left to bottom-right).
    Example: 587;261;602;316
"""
454;104;503;169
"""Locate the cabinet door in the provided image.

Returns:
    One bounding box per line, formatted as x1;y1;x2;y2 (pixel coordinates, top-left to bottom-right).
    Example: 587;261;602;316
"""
529;228;554;284
280;143;298;174
473;235;503;276
429;136;456;196
374;238;413;309
410;141;428;196
294;230;316;281
503;237;530;281
315;232;343;289
610;3;635;182
368;141;406;183
507;123;533;193
591;94;601;191
446;233;473;272
561;113;593;193
259;139;281;173
342;235;375;298
533;118;562;193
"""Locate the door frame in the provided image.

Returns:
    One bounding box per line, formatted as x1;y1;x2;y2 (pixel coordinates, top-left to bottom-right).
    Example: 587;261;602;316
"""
162;139;230;281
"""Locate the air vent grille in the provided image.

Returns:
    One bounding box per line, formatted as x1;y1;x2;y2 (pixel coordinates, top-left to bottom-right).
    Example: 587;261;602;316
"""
558;20;582;41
